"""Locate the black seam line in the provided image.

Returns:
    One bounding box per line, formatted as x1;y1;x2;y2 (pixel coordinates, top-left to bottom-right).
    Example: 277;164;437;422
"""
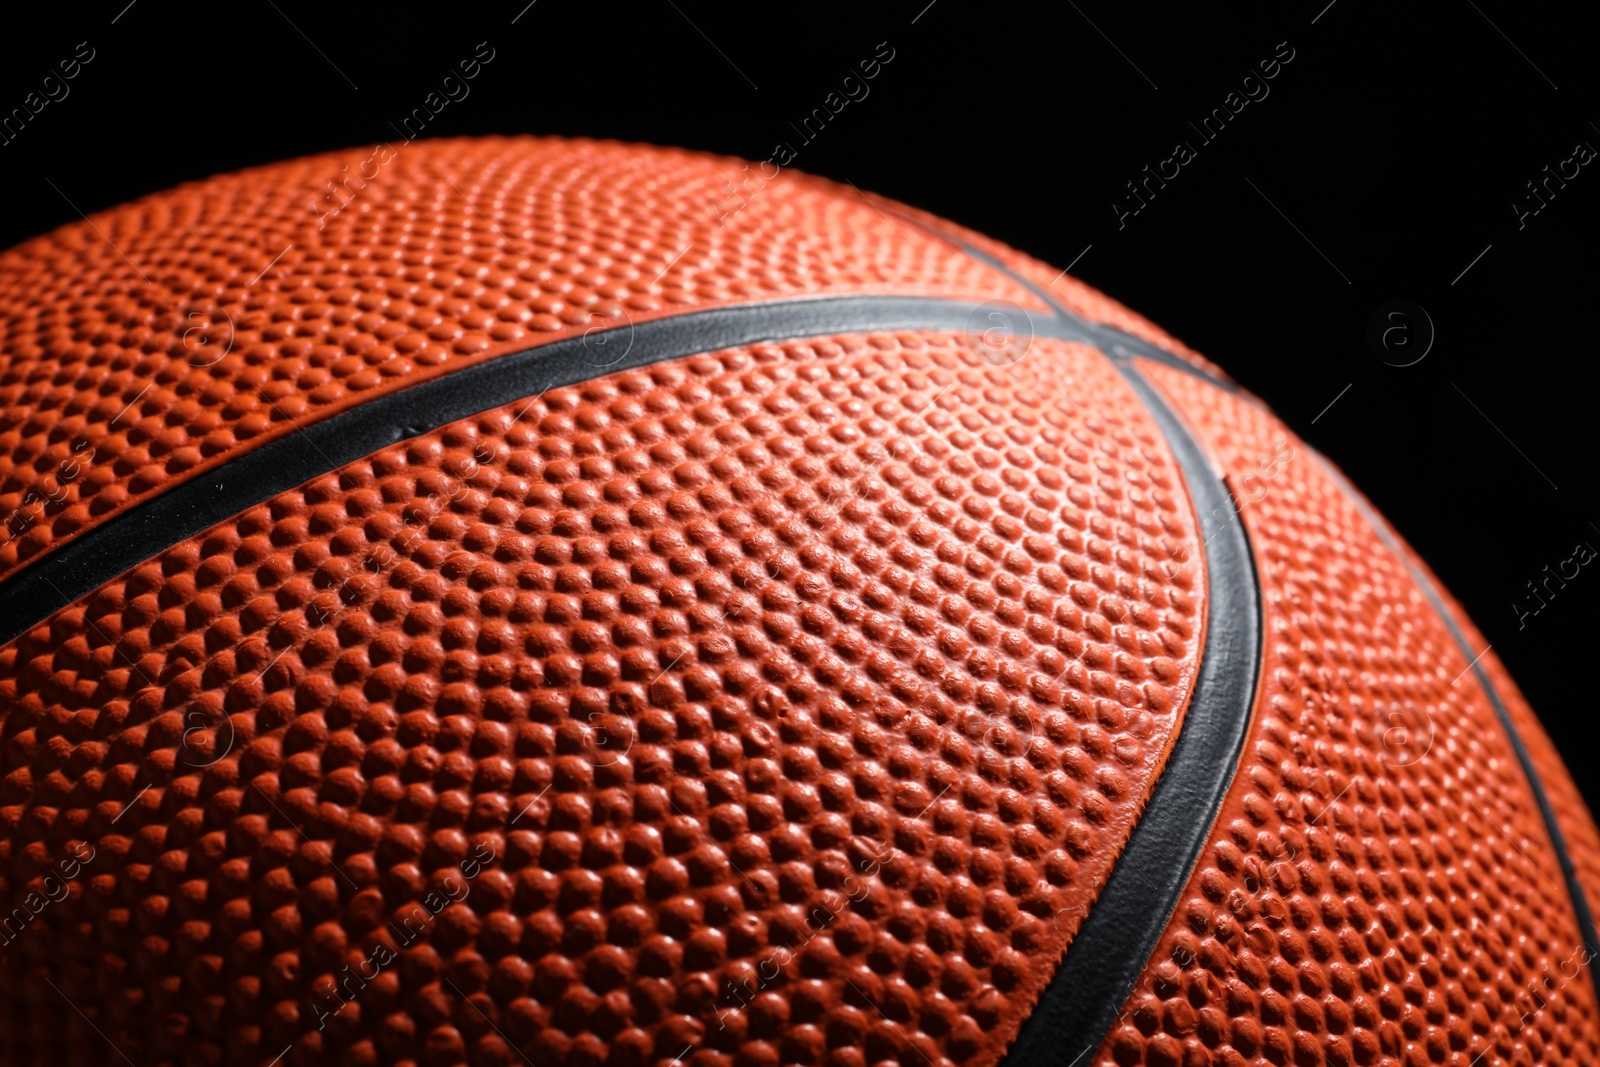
960;216;1597;1042
1000;362;1262;1067
1311;451;1600;1007
964;243;1263;1066
0;239;1267;1058
0;293;1224;647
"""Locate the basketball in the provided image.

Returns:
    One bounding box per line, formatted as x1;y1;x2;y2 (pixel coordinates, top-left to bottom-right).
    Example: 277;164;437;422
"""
1;137;1595;1067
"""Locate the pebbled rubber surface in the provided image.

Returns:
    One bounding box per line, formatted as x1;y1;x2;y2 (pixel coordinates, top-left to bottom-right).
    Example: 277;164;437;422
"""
1092;360;1600;1067
0;136;1046;585
1316;458;1600;1003
1406;543;1600;989
1339;483;1600;953
1000;361;1259;1067
0;331;1206;1066
3;134;1597;1067
0;296;1210;650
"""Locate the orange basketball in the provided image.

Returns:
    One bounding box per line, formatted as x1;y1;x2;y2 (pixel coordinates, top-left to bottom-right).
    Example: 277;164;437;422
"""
0;137;1593;1067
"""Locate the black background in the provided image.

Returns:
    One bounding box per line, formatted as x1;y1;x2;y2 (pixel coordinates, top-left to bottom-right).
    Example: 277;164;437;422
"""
2;2;1596;802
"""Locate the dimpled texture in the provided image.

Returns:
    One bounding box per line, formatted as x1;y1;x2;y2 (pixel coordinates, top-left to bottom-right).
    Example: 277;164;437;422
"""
0;331;1206;1066
1333;486;1600;942
1412;554;1600;967
1090;360;1600;1067
0;135;1049;583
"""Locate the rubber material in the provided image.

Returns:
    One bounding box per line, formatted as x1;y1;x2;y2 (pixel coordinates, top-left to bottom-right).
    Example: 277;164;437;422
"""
970;234;1600;1059
0;294;1229;646
1313;451;1600;1011
998;363;1260;1067
0;326;1221;1066
954;249;1264;1067
1;136;1587;1066
0;240;1281;1066
0;276;1264;1063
